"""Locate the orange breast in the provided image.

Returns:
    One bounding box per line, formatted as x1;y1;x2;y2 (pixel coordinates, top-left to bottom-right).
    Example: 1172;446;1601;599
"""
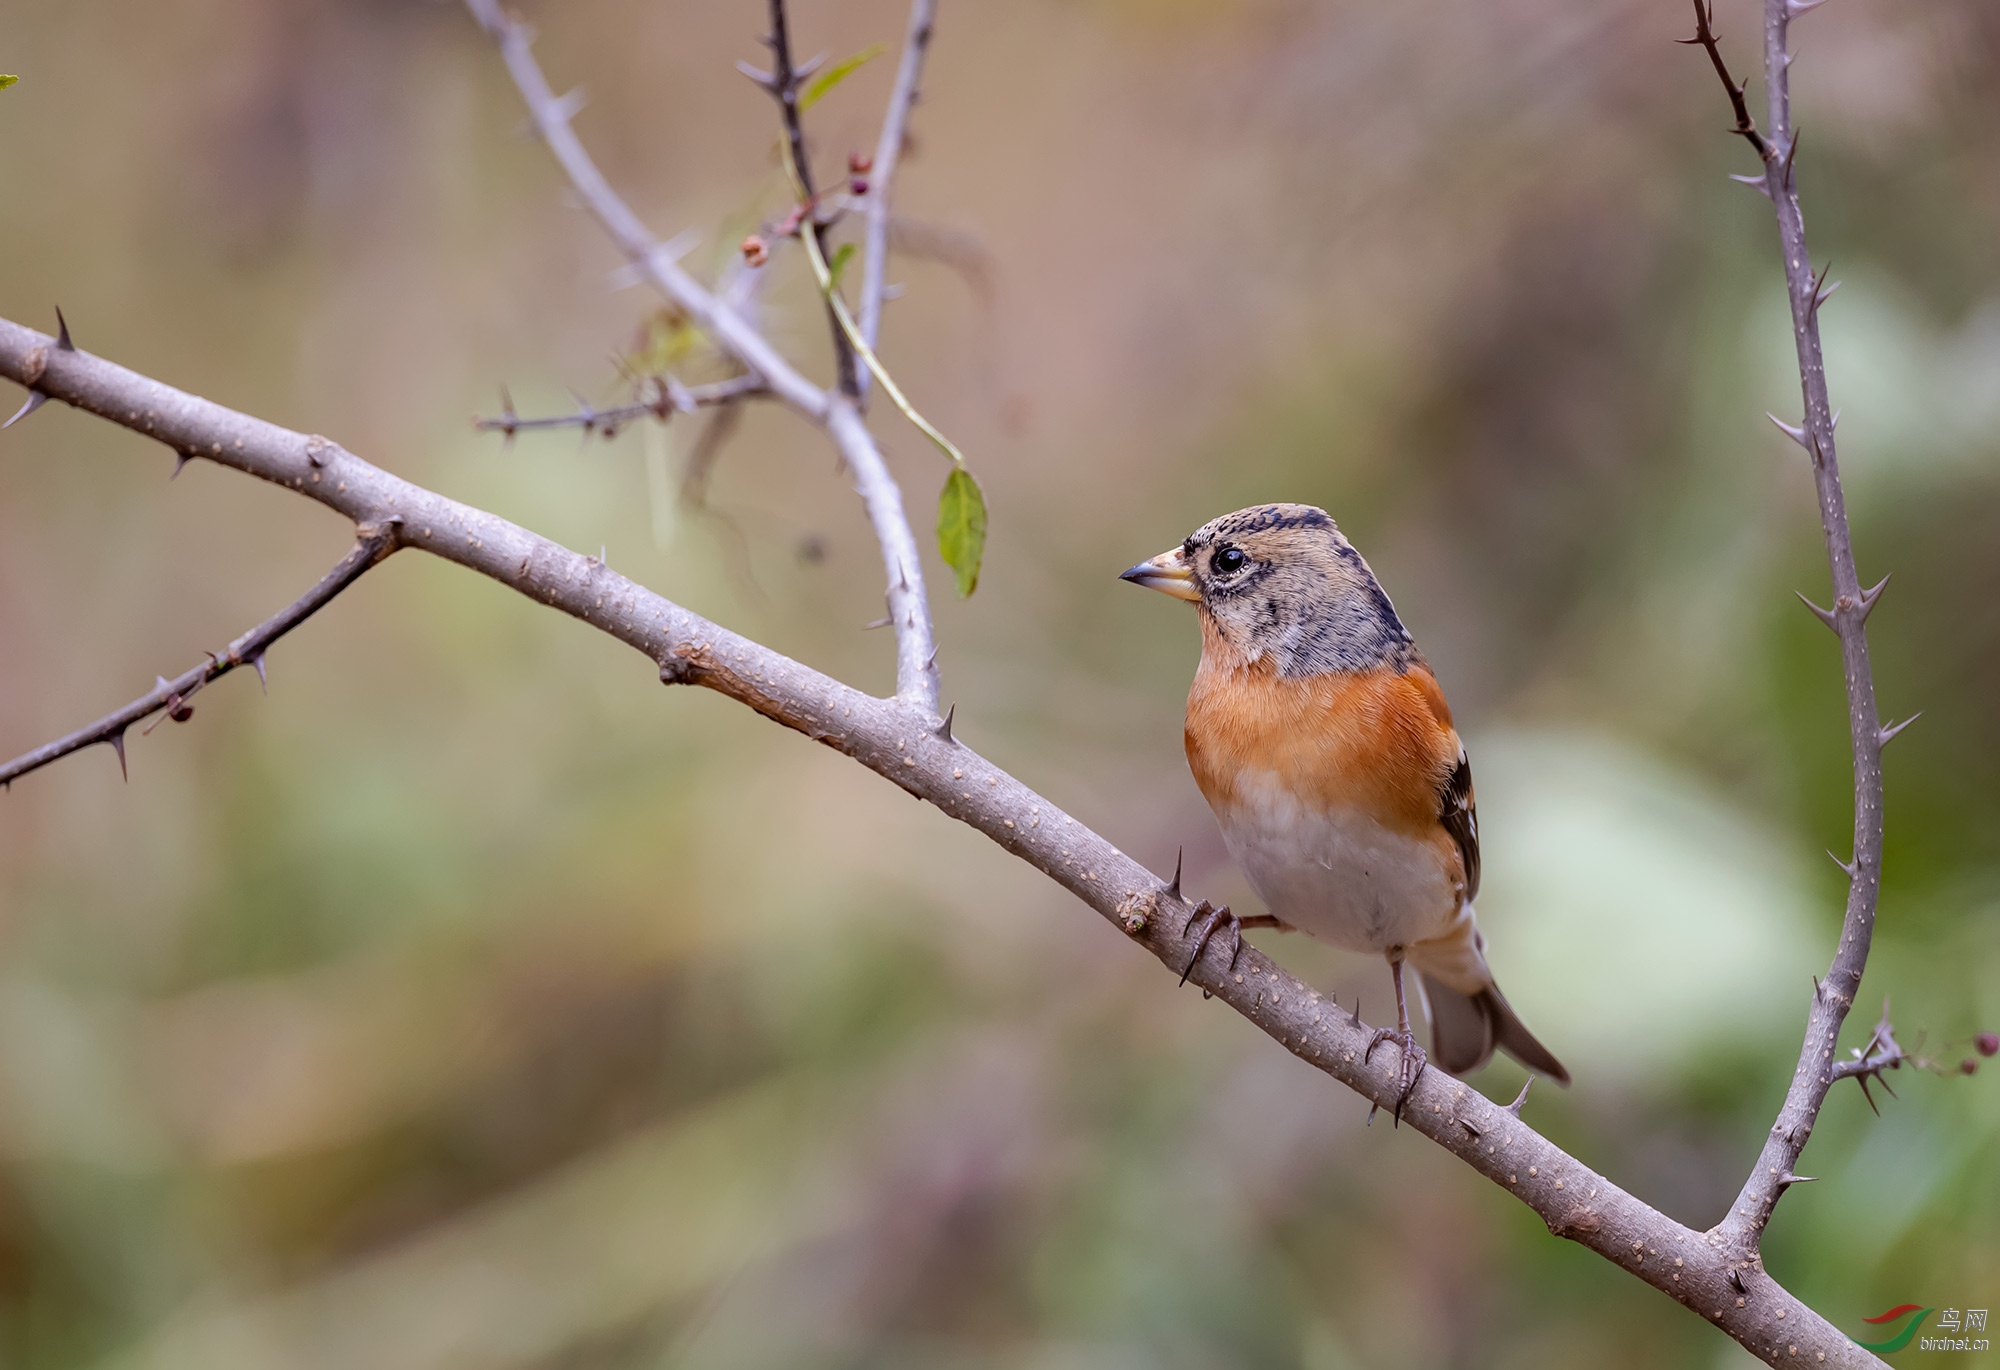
1184;616;1460;842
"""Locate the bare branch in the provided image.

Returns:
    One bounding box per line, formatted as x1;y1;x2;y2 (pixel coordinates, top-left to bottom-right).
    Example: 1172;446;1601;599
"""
1684;0;1901;1270
0;524;400;788
0;307;1885;1369
472;374;763;440
461;0;940;712
857;0;939;405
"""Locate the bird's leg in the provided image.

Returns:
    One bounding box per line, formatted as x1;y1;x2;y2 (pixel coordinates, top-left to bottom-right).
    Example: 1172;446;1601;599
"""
1364;953;1427;1124
1178;901;1283;987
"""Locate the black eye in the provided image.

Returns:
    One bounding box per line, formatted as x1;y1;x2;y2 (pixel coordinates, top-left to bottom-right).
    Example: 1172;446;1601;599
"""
1213;546;1246;575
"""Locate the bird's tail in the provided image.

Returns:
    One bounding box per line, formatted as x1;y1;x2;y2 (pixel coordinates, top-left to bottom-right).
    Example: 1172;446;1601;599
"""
1420;973;1570;1085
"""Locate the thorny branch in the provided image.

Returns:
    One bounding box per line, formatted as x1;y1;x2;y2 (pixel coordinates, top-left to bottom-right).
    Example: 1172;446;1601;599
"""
0;523;399;787
1827;1000;1908;1115
461;0;939;712
1678;0;1770;157
1682;0;1902;1291
474;374;764;441
857;0;939;406
746;0;861;397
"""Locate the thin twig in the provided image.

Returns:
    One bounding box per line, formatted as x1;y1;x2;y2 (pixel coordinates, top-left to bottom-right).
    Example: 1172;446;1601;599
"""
1686;0;1897;1277
759;0;860;397
0;302;1881;1370
0;525;400;788
857;0;939;407
462;0;939;712
1679;0;1772;158
473;374;763;440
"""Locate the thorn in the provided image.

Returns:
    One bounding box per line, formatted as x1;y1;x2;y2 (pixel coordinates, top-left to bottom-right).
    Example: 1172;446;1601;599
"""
54;306;73;351
1506;1078;1533;1116
1166;847;1183;901
1729;172;1773;197
1831;408;1842;432
171;453;192;479
1729;1269;1748;1295
862;617;891;630
549;87;587;124
1776;1172;1818;1188
1807;259;1836;319
1812;974;1823;1002
1782;128;1802;190
107;728;128;782
924;644;940;670
1766;412;1810;448
1788;0;1829;15
1827;849;1858;879
1815;278;1842;309
1857;1075;1879;1115
1859;572;1889;617
3;391;48;428
251;654;268;693
933;704;955;743
1459;1117;1483;1139
1795;591;1838;630
735;59;779;91
1366;1102;1380;1126
793;51;828;83
1878;713;1920;746
1349;998;1363;1029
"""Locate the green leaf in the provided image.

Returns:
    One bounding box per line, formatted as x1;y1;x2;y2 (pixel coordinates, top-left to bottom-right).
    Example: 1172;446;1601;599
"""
799;45;884;112
827;242;856;290
0;76;18;90
936;466;987;598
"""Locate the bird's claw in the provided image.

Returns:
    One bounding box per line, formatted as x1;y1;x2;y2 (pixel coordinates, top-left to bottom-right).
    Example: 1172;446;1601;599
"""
1178;900;1242;987
1365;1027;1427;1125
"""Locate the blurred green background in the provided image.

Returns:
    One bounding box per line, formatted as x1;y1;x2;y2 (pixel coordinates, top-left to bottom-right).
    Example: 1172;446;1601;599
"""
2;1;1997;1367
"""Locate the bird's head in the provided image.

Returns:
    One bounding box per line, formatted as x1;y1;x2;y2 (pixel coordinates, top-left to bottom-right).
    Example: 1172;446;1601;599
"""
1119;502;1415;675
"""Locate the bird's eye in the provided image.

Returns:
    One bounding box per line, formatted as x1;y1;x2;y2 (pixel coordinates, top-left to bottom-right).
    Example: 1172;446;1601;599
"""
1213;546;1247;576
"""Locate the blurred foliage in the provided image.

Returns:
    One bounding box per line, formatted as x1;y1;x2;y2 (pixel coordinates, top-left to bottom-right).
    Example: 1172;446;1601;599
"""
1;1;1996;1368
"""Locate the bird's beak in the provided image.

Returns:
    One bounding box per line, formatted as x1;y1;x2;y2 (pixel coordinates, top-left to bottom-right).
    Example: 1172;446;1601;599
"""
1118;546;1200;602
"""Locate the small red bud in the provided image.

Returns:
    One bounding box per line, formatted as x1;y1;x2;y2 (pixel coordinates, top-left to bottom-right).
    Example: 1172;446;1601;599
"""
849;176;869;195
1960;1058;1978;1076
740;234;769;268
848;152;873;175
1977;1031;1998;1057
169;703;194;723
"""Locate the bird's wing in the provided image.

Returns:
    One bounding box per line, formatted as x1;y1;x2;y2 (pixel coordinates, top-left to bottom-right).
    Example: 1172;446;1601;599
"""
1439;745;1479;903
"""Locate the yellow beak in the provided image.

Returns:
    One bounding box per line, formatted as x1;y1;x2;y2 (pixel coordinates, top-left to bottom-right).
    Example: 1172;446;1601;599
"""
1118;546;1200;602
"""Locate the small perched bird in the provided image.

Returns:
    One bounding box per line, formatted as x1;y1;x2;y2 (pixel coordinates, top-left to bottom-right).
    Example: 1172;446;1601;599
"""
1121;503;1568;1108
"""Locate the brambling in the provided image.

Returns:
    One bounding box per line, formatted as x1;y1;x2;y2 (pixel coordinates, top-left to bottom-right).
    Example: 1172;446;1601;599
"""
1121;503;1569;1110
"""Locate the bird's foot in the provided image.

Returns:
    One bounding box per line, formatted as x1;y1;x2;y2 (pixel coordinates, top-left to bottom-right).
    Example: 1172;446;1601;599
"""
1178;900;1243;988
1364;1026;1427;1126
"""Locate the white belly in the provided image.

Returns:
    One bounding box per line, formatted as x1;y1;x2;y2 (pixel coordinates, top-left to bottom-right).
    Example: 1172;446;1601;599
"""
1216;770;1458;954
